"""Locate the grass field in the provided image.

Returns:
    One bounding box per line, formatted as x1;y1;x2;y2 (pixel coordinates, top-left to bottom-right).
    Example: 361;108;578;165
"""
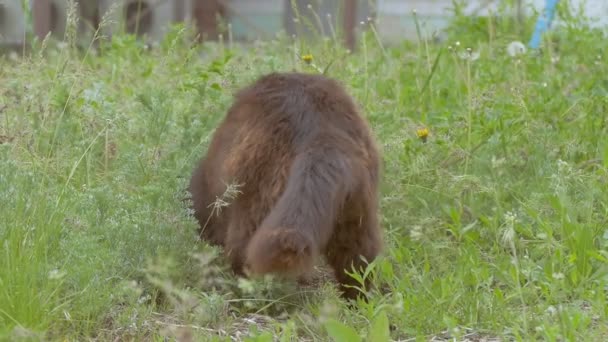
1;5;608;341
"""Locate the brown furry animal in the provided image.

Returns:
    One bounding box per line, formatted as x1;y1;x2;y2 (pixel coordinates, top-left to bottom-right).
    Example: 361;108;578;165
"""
188;72;382;300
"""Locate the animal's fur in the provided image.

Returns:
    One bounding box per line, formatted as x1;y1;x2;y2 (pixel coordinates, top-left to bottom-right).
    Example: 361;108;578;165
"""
188;72;382;299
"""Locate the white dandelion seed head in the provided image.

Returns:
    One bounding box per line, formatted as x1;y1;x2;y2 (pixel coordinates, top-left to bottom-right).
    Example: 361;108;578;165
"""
507;41;527;57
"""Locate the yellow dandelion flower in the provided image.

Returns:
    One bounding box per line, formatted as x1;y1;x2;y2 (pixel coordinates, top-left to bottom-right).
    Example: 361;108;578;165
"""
302;54;313;64
416;127;429;142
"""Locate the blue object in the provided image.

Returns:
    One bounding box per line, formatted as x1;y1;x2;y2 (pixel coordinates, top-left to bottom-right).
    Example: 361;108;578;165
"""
528;0;560;49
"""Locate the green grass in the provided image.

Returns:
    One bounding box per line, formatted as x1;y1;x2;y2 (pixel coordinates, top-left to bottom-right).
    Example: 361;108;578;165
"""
1;7;608;342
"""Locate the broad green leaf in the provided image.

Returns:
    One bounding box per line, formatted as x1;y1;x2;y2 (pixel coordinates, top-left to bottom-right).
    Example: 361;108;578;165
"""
368;311;390;342
324;318;362;342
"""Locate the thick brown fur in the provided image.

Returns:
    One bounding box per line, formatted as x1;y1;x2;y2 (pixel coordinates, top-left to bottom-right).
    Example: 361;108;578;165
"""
188;72;382;300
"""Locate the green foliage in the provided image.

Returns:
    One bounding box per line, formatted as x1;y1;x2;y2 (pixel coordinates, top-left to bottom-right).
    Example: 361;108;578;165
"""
1;4;608;341
324;319;362;342
368;311;390;342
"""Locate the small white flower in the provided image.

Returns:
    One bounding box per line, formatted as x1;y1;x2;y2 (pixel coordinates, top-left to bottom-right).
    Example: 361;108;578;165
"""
504;211;518;224
557;159;572;174
48;269;66;280
507;41;527;57
458;48;480;61
409;225;423;241
552;272;565;280
502;225;515;246
546;305;557;315
491;156;506;169
137;294;151;304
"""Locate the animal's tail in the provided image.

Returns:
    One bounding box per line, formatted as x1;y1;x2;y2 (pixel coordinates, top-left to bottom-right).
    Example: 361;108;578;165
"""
244;141;358;278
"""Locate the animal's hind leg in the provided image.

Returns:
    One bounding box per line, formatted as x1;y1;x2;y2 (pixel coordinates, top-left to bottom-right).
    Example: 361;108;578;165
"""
325;198;381;300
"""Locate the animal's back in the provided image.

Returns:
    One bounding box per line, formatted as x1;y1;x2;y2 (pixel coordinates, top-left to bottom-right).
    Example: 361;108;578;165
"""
219;71;375;211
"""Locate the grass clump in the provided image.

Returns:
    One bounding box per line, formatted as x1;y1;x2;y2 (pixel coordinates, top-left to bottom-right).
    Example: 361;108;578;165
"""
1;3;608;341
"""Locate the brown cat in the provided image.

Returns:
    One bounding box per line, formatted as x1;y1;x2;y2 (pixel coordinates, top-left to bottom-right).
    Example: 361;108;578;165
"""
188;72;382;300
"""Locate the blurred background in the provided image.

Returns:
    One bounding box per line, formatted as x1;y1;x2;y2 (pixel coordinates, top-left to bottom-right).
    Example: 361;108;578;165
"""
1;0;607;53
